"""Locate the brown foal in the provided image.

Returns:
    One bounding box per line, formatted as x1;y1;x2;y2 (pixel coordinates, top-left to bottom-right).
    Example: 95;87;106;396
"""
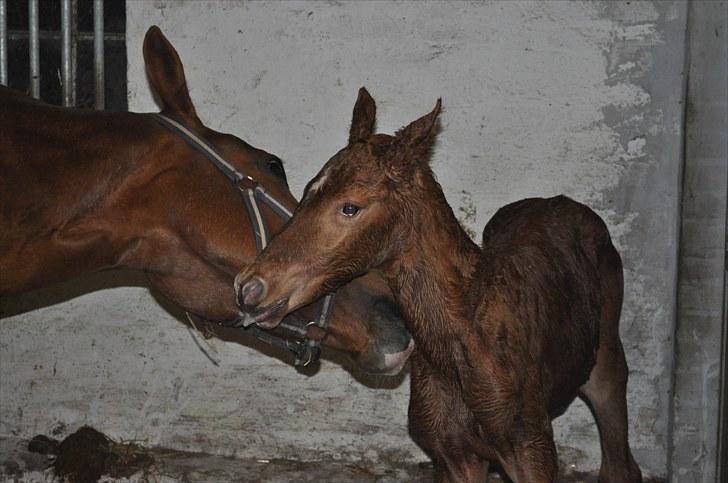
0;29;413;375
235;88;642;482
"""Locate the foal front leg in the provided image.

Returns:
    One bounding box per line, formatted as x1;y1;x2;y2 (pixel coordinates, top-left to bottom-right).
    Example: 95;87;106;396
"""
460;368;557;482
432;456;489;483
485;404;558;483
500;434;558;483
409;352;490;483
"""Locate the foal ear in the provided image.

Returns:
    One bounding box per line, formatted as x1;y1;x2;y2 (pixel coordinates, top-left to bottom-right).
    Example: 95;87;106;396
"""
394;98;442;162
143;26;201;126
349;87;377;144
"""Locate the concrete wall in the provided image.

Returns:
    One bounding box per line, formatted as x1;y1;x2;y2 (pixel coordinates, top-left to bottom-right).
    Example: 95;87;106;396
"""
671;2;728;482
1;1;697;478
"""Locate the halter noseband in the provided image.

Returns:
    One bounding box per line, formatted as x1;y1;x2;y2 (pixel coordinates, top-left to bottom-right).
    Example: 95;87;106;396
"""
152;113;335;367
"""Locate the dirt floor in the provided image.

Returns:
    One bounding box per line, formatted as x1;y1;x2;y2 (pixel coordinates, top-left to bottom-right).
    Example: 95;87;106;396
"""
2;432;430;483
0;430;658;483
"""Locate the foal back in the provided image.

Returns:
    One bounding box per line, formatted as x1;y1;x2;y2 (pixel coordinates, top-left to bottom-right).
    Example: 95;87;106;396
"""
470;195;606;413
457;195;641;481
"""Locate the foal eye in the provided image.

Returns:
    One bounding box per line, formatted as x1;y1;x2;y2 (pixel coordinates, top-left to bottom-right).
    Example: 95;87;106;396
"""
341;203;360;217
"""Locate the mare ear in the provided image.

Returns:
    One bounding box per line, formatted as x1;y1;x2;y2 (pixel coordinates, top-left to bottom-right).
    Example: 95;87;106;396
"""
143;26;201;126
393;98;442;164
349;87;377;144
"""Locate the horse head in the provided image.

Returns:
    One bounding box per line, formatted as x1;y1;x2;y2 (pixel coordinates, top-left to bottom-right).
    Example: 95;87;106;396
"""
235;88;441;332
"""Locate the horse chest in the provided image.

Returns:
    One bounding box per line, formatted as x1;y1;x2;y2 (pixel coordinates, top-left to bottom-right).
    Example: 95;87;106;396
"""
408;351;506;463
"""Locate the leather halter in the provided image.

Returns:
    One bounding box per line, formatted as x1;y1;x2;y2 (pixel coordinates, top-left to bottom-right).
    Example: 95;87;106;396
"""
152;113;334;367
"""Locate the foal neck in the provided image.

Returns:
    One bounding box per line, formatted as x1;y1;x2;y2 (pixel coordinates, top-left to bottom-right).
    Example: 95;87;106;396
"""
385;171;480;370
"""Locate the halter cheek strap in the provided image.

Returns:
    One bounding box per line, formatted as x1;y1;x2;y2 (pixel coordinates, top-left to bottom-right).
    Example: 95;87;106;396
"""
152;113;334;366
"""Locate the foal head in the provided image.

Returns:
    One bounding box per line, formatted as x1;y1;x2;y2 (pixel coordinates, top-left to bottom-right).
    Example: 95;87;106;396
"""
236;88;442;328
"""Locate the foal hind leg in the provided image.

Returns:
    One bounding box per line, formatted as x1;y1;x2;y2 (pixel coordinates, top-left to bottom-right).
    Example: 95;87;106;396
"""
579;243;641;483
580;341;641;483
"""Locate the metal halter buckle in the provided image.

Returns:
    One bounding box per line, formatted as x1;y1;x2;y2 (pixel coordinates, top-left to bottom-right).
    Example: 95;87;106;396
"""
236;175;258;191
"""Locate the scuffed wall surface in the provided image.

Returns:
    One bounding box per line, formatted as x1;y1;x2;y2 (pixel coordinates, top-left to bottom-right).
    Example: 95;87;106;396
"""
1;1;689;477
0;282;414;463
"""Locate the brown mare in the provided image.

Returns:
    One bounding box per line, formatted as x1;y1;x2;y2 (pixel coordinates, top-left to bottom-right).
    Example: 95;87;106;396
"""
236;89;643;482
0;28;413;375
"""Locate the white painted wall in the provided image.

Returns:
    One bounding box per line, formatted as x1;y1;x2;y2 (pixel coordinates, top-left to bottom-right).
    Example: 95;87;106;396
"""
1;1;689;477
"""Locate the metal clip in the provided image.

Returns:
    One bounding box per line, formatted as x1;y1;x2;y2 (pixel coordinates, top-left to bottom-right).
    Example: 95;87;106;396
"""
293;342;321;367
236;175;258;191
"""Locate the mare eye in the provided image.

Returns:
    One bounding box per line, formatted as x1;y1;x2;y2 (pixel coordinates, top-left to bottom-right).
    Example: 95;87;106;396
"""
341;203;360;217
267;158;286;181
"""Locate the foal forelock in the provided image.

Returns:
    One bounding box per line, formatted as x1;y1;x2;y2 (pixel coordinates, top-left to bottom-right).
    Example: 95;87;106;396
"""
306;173;328;196
303;165;331;199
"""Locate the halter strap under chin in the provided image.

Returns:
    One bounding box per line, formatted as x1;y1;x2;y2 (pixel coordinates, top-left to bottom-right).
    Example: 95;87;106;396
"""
152;112;335;366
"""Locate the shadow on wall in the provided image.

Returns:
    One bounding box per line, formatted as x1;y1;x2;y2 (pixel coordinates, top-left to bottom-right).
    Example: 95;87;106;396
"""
0;272;408;390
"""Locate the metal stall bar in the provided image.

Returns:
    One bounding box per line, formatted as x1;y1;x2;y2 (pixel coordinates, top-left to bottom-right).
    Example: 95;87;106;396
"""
0;0;7;86
28;0;39;98
93;0;104;109
61;0;76;106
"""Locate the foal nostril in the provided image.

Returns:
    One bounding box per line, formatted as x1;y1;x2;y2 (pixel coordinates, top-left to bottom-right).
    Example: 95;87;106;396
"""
241;277;266;308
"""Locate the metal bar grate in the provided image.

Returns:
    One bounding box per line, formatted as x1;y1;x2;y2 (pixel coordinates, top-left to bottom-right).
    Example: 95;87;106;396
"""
5;30;124;41
0;0;110;109
28;0;39;98
61;0;74;106
0;0;6;86
93;0;103;109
